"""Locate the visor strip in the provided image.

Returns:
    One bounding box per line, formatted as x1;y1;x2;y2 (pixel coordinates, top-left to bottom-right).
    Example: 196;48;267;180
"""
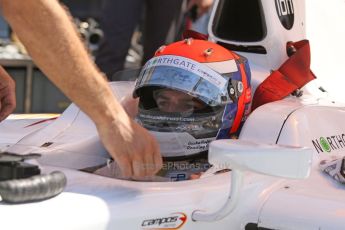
205;60;238;74
143;55;227;89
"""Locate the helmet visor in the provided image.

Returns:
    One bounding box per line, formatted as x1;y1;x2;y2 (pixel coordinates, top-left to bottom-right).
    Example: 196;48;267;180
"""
134;55;234;106
151;88;208;116
136;107;225;157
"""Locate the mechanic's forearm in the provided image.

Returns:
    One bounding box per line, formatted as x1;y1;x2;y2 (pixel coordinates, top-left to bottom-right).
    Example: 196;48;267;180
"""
0;0;128;126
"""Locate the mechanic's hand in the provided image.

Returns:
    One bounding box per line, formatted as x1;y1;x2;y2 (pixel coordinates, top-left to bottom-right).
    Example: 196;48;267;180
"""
96;115;162;178
121;96;139;119
187;0;214;18
0;66;16;121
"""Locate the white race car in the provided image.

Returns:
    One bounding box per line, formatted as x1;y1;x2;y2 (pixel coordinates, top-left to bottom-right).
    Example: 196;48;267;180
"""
1;0;345;229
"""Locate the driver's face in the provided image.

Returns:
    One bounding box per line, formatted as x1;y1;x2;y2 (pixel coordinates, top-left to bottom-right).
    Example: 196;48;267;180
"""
153;89;206;113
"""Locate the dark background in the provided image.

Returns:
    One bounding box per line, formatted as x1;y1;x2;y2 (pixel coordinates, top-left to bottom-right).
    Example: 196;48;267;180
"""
0;0;103;113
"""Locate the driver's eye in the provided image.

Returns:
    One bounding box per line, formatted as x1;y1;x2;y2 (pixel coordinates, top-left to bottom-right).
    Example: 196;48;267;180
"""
156;100;195;113
180;102;194;111
156;100;170;110
157;100;168;107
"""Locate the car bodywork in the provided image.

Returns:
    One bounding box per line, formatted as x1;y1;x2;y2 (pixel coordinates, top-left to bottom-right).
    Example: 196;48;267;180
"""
1;0;345;229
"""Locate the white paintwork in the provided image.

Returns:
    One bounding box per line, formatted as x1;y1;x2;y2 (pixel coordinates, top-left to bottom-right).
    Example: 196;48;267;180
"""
0;114;57;151
305;0;345;102
258;166;345;229
209;139;312;179
209;0;345;102
240;97;306;144
0;164;278;230
2;83;344;229
209;0;306;70
277;104;345;164
1;0;345;229
0;82;135;169
193;139;312;221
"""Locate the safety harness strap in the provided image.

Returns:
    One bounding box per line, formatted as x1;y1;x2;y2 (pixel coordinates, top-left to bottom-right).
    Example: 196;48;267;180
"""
252;40;316;110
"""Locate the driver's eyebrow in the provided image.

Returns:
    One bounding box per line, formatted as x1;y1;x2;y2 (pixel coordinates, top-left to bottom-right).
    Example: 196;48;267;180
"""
156;93;193;102
157;94;170;100
157;94;182;100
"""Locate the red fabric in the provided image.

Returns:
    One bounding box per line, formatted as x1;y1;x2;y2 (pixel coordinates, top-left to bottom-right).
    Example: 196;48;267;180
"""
251;40;316;110
182;29;209;40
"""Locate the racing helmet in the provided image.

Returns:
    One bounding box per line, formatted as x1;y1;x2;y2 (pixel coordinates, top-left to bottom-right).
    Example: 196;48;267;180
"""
133;39;252;159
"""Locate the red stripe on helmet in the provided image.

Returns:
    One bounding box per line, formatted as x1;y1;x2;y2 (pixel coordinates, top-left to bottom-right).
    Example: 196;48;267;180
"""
230;62;249;134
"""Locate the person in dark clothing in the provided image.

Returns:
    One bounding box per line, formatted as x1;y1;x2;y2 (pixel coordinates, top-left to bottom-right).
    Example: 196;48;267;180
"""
95;0;184;80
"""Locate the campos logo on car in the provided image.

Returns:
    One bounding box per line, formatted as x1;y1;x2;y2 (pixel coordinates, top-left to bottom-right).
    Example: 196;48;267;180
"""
142;212;187;229
275;0;294;30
